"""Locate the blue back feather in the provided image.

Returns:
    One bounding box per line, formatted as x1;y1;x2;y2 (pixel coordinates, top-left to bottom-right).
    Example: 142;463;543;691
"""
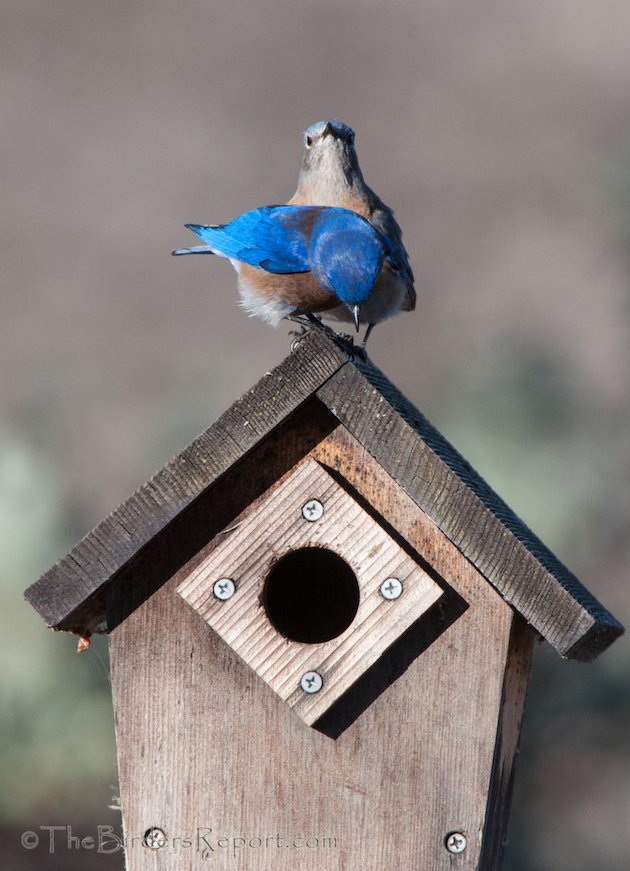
184;205;389;305
309;211;386;305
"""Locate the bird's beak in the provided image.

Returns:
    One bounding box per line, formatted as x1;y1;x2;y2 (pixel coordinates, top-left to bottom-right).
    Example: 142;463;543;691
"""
352;305;361;332
322;121;333;138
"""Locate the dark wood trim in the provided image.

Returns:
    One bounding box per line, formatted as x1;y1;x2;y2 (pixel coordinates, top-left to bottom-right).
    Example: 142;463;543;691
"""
24;331;349;628
25;329;623;661
316;361;623;660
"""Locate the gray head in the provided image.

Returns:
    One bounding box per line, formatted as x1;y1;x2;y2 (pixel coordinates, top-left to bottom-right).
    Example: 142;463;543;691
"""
293;119;365;203
304;119;354;148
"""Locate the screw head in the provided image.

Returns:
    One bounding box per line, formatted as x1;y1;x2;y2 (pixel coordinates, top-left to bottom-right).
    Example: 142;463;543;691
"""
213;578;236;601
300;671;323;694
143;828;166;850
380;577;403;600
445;832;467;854
301;499;324;522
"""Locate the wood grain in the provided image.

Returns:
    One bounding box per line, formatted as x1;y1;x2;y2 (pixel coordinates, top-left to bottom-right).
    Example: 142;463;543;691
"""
317;361;623;660
25;330;348;630
479;614;533;870
26;329;622;661
108;428;534;870
177;458;443;724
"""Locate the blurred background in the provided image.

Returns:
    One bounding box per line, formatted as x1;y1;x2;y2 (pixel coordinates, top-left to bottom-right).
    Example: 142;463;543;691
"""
1;1;629;868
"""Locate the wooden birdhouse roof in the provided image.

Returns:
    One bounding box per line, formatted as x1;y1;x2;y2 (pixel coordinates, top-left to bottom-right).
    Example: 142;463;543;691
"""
25;329;623;661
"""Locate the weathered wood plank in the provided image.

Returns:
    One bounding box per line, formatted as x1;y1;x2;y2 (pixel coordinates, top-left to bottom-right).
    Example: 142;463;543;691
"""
177;458;443;724
316;362;623;660
25;328;622;662
479;614;533;870
109;427;530;870
96;400;340;639
24;330;349;629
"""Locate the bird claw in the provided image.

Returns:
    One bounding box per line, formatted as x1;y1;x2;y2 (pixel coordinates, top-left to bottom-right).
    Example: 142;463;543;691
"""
286;316;369;362
288;324;310;352
340;336;368;362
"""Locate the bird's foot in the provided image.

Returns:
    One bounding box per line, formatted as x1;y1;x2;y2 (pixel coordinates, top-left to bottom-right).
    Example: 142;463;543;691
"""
324;329;368;362
343;338;368;362
287;324;310;353
362;323;375;346
285;315;368;362
285;313;332;347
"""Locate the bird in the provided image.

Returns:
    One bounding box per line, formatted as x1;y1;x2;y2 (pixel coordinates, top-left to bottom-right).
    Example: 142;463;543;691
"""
174;205;393;332
173;120;415;344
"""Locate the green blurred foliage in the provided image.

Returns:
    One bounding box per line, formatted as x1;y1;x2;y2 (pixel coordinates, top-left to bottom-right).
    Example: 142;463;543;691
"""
3;331;628;871
433;339;628;566
0;432;119;825
428;343;630;870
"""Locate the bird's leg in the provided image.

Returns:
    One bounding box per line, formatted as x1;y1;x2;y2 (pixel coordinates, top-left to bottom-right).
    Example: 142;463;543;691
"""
284;313;314;328
292;313;339;341
306;313;326;329
362;322;376;347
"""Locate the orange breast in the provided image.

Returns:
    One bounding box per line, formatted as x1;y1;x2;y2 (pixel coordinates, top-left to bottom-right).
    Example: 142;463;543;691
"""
238;264;340;313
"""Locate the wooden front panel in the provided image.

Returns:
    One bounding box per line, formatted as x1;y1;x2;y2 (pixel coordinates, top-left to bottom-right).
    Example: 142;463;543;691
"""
108;422;532;870
177;458;443;725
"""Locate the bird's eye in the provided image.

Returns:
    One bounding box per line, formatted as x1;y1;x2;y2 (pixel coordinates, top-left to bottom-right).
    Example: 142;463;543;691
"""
304;135;313;149
347;132;355;146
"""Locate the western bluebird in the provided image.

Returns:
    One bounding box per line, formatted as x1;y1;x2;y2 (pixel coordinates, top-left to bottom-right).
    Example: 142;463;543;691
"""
173;120;415;344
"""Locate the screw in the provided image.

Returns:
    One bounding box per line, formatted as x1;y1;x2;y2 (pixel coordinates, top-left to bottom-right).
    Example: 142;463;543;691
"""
300;671;323;694
301;499;324;522
143;828;166;850
213;578;236;600
445;832;467;854
380;577;403;600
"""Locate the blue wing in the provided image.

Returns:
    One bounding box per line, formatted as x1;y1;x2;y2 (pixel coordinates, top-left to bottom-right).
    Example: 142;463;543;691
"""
179;207;315;273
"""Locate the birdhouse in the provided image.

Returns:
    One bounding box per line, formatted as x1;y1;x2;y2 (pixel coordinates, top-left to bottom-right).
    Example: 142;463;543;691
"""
25;329;623;870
